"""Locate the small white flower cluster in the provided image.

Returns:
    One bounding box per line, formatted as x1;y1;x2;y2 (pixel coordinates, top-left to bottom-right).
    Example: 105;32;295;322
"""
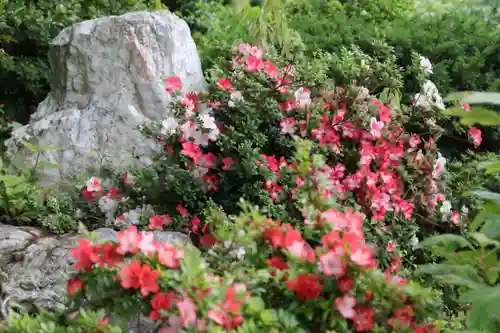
414;80;446;110
223;240;246;260
414;57;446;110
161;103;220;147
228;90;244;108
439;200;452;215
294;87;312;108
409;234;419;249
419;56;433;76
432;152;447;179
222;230;247;260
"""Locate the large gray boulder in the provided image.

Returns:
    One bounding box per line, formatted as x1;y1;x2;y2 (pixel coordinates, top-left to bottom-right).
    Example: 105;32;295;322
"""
5;11;205;183
0;223;190;331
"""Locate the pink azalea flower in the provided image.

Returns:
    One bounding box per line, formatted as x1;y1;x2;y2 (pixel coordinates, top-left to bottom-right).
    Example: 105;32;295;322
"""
116;226;141;255
280;117;297;135
176;297;197;328
86;176;103;192
319;251;346;277
369;117;384;138
165;76;182;93
335;294;356;319
468;127;482;147
461;103;471;112
386;240;396;252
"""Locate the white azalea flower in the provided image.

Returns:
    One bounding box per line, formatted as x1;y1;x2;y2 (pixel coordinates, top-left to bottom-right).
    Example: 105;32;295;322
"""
229;90;244;107
98;196;117;214
410;234;419;249
420;56;433;76
199;113;217;131
432;152;447;179
440;200;452;214
161;117;179;136
294;87;311;108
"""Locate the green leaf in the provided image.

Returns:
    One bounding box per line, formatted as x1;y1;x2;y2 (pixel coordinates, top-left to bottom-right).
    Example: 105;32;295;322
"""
248;297;265;312
486;268;499;285
481;220;500;241
471;203;500;231
37;145;58;152
443;250;480;265
440;106;500;126
415;264;483;288
0;175;24;187
460;287;500;330
445;91;500;105
469;232;500;248
477;160;500;175
473;190;500;205
260;310;276;325
37;161;59;168
417;234;473;252
22;141;38;153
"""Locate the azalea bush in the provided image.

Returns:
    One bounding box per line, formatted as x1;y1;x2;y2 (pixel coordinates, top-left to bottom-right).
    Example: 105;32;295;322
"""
63;45;467;248
2;142;446;333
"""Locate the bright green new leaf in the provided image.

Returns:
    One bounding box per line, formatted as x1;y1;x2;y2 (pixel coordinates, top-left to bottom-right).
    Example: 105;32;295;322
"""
477;160;500;175
22;141;38;153
0;175;24;187
37;145;58;151
37;161;59;168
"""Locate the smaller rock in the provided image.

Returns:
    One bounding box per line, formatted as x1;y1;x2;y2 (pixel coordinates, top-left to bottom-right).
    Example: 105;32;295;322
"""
91;228;191;246
92;228;118;243
0;223;191;319
153;231;191;246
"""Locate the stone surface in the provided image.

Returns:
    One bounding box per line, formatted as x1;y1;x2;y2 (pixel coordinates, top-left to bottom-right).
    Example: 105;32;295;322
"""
5;11;205;183
0;224;190;331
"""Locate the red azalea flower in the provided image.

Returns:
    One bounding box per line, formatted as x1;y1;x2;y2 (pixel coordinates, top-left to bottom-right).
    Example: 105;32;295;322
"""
286;273;323;300
67;277;84;296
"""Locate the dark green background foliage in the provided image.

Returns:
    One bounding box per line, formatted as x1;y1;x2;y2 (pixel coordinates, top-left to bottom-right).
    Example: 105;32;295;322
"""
0;0;157;123
285;0;500;95
387;9;500;95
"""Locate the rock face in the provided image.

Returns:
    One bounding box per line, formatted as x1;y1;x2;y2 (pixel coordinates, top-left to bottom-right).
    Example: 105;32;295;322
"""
5;11;205;183
0;224;190;331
